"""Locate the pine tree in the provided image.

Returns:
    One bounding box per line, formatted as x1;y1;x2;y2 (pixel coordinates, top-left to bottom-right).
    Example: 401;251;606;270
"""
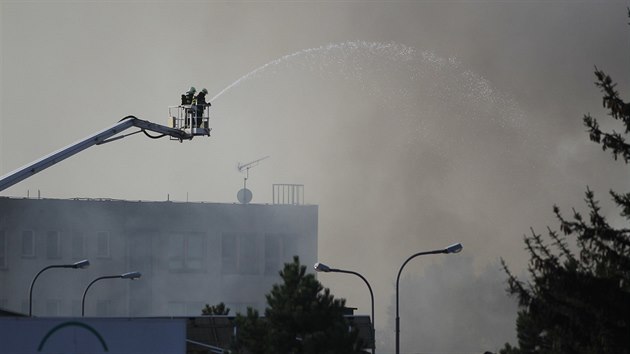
501;12;630;352
232;256;363;354
201;302;230;316
500;31;630;353
232;307;267;354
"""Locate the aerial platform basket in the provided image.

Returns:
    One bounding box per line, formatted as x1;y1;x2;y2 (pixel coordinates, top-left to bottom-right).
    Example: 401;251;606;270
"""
168;105;211;140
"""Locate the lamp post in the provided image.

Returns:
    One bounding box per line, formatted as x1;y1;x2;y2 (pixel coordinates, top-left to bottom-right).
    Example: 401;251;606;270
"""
395;243;462;354
81;271;141;317
28;259;90;317
314;262;375;354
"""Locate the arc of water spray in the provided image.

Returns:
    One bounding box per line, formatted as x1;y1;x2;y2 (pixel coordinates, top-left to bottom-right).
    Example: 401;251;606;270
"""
210;41;417;102
208;40;524;132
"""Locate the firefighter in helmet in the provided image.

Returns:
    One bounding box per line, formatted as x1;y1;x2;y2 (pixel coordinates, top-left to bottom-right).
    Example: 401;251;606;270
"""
181;86;196;105
193;88;211;127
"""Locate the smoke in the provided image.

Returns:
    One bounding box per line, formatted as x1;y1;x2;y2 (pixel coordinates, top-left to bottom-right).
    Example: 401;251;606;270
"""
384;255;518;353
204;41;548;350
206;35;627;351
2;2;629;352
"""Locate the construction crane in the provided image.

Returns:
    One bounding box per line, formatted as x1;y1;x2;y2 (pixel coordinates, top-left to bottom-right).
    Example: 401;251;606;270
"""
0;105;211;192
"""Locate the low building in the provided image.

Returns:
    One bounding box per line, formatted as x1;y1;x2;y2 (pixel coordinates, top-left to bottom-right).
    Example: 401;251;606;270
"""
0;315;373;353
0;197;318;317
186;314;373;353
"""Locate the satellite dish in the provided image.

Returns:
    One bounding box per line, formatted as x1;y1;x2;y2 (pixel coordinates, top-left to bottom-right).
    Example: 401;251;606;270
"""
237;188;253;204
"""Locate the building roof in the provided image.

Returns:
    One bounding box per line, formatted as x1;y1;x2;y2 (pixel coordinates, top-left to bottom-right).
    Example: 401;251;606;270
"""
0;307;27;317
186;315;374;352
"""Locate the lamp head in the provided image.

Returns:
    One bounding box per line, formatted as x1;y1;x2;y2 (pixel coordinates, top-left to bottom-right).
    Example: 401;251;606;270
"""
445;243;463;254
72;259;90;269
314;262;331;272
121;271;142;280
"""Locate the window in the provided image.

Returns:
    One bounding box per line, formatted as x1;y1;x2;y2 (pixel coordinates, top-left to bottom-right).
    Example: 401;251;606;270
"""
168;234;184;270
71;300;82;317
96;299;111;316
186;302;204;316
21;230;35;258
46;299;60;316
265;234;282;275
264;233;298;275
168;301;205;316
96;231;110;258
187;235;204;270
221;232;258;275
46;231;61;259
129;298;151;317
128;235;152;275
168;301;185;316
71;232;85;259
239;236;257;275
221;234;237;274
0;231;7;269
168;232;205;272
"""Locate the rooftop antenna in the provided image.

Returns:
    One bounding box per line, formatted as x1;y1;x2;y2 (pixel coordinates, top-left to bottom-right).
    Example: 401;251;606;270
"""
237;156;270;204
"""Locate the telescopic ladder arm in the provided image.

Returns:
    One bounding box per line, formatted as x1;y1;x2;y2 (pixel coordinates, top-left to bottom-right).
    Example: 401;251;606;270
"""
0;116;202;192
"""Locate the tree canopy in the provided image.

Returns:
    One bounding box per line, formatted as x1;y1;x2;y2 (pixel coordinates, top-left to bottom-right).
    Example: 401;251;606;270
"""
202;302;230;316
231;256;364;354
501;46;630;354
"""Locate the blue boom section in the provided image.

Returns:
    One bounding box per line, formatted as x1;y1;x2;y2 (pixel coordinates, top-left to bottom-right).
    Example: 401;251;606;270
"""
0;116;207;192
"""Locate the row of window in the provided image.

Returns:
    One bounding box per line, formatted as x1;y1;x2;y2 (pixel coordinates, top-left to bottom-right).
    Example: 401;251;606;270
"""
0;230;297;275
0;230;110;264
0;230;109;270
222;232;297;275
167;232;297;275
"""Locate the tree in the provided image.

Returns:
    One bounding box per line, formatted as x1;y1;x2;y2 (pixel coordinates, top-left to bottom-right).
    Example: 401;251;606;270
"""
202;302;230;316
500;18;630;352
232;256;364;354
231;307;267;354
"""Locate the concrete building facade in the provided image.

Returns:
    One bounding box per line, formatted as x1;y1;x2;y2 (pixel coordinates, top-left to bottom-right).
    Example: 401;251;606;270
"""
0;197;318;317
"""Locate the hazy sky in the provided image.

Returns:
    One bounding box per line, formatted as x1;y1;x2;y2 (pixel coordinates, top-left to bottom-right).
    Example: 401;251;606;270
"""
2;0;629;352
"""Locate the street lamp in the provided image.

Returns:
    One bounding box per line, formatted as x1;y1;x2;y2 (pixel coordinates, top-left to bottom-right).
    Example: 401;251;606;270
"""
395;243;462;354
81;271;141;317
314;262;375;354
28;259;90;316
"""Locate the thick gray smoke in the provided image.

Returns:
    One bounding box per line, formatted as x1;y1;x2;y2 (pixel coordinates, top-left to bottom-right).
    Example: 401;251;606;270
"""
2;2;629;353
209;41;536;351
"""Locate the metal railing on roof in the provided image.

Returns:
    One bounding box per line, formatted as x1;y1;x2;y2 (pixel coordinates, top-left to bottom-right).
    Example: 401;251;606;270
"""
272;184;304;205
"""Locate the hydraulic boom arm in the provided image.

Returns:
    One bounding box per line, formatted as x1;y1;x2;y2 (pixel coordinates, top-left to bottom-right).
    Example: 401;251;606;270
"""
0;115;206;192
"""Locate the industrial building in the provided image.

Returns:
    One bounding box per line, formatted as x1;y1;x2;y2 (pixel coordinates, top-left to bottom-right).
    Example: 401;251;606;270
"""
0;195;317;317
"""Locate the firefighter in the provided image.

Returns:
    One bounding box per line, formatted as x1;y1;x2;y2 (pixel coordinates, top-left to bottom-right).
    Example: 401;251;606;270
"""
194;88;211;127
180;87;196;127
181;86;196;105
